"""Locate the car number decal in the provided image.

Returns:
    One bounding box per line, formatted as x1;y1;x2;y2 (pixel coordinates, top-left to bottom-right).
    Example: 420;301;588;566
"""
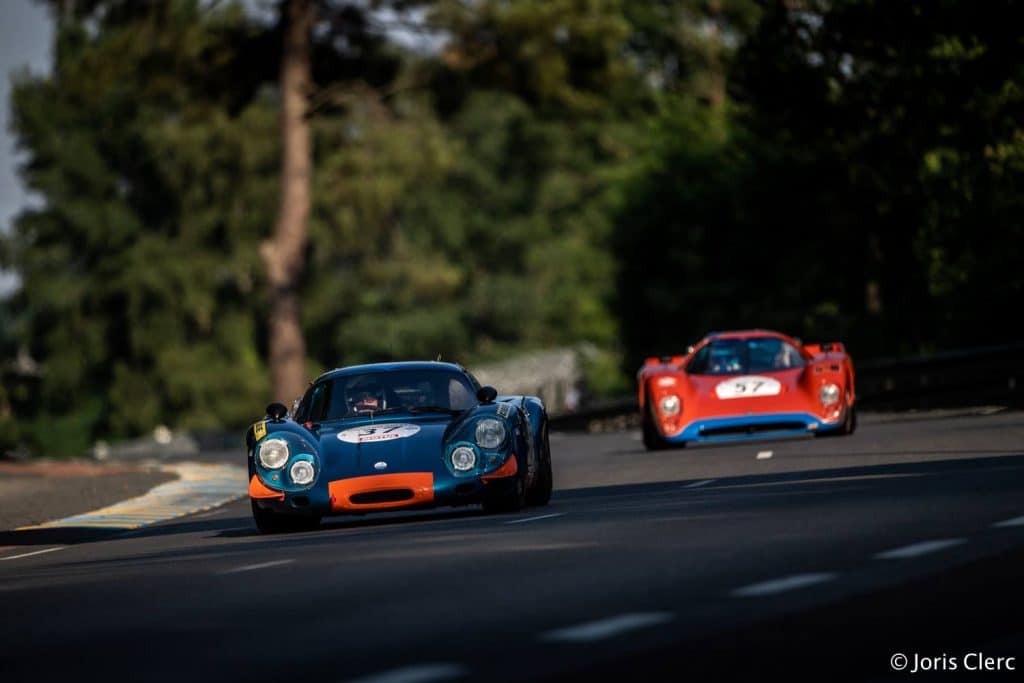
337;423;421;444
715;376;782;399
252;421;267;441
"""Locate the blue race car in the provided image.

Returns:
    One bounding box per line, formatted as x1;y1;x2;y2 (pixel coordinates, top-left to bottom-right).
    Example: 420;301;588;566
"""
246;361;553;533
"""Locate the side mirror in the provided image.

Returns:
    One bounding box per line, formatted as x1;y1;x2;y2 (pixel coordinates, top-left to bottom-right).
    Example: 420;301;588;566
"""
266;402;288;421
477;386;497;404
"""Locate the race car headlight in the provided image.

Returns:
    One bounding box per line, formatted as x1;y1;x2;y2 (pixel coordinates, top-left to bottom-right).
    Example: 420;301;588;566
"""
475;419;507;449
289;460;315;486
819;383;841;406
659;394;681;417
258;438;290;469
451;446;477;472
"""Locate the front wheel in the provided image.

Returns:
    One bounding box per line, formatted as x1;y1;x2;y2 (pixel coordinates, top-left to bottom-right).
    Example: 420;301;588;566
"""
482;475;526;514
251;500;321;534
526;426;553;507
643;416;673;451
816;405;857;438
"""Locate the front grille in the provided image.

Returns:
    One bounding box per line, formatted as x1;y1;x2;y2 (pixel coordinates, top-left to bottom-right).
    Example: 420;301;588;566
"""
350;489;414;504
700;421;806;437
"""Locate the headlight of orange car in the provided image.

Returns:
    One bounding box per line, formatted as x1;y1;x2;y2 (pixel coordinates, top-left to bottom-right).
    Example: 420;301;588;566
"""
819;383;841;406
659;395;681;417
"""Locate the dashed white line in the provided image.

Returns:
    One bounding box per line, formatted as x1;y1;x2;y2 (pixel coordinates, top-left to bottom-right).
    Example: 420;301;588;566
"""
540;612;674;643
874;539;966;559
504;513;564;525
682;479;716;489
756;450;774;460
0;546;65;562
993;515;1024;528
217;559;294;575
731;572;837;597
343;663;468;683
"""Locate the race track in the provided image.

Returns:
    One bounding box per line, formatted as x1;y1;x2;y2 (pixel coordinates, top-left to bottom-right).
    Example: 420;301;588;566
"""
2;409;1023;682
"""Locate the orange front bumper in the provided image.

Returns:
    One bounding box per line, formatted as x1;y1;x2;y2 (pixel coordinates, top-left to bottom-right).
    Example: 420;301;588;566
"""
328;473;435;512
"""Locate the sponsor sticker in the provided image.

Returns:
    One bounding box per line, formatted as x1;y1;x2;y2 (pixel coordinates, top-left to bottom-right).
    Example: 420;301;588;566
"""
337;423;421;444
496;403;512;418
253;421;267;441
715;376;782;400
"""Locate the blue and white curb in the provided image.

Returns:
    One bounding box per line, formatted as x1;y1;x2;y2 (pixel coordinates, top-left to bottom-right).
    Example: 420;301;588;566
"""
18;463;247;530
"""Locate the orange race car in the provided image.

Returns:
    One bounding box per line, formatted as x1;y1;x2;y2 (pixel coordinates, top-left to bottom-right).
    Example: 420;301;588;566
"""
637;330;856;450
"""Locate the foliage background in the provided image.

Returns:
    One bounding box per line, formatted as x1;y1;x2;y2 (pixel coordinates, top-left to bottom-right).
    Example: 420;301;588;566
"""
2;0;1021;455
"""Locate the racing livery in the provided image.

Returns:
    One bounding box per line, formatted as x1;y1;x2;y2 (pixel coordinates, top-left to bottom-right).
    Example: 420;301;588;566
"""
246;361;553;533
637;330;856;450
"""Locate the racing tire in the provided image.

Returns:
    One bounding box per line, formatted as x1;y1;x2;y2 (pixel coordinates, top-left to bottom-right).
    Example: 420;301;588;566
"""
482;475;526;514
526;426;553;507
642;415;671;451
816;405;857;438
251;500;321;534
843;405;857;435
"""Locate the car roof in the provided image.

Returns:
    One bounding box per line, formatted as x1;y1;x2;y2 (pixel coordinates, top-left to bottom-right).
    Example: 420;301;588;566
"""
702;329;794;343
314;361;469;384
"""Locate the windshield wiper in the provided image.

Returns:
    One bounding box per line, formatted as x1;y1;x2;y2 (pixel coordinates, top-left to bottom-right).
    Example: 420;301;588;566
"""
408;405;464;415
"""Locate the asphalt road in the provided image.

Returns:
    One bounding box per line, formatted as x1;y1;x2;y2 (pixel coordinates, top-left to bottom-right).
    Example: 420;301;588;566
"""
2;409;1023;682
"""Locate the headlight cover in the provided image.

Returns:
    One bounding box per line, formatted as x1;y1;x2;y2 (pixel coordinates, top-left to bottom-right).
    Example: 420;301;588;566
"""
451;446;477;472
475;418;507;449
819;383;841;406
258;438;290;469
659;394;681;417
289;459;315;486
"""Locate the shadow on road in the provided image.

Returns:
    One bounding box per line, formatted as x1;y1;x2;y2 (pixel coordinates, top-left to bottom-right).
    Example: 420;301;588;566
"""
4;453;1023;550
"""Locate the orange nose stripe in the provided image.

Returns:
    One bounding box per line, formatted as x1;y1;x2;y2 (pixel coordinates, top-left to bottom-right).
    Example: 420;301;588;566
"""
481;453;518;481
249;475;285;501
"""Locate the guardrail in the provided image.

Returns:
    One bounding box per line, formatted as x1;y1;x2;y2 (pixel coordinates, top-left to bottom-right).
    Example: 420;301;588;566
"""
855;342;1024;411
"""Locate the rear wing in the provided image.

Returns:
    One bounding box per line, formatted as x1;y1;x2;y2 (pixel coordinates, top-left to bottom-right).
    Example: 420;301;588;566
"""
803;342;846;356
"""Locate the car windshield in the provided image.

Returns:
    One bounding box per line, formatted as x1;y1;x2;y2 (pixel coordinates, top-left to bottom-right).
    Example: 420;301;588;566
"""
686;338;806;376
296;369;478;422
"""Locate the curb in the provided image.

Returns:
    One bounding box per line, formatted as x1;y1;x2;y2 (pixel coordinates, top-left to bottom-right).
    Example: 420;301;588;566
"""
17;463;248;531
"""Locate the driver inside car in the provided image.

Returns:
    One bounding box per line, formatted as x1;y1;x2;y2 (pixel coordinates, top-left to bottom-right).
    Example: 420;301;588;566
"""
348;382;386;414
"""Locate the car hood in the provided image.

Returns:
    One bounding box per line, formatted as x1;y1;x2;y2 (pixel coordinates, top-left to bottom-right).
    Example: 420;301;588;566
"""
315;416;455;480
684;368;817;416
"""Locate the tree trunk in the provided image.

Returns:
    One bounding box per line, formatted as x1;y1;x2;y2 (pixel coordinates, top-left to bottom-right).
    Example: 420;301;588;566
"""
261;0;314;405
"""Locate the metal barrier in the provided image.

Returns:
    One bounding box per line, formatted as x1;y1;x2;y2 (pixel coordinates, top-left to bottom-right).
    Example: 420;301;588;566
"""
856;343;1024;411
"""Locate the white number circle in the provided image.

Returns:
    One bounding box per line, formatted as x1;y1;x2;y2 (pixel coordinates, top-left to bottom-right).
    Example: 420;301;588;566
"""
715;376;782;400
337;423;421;444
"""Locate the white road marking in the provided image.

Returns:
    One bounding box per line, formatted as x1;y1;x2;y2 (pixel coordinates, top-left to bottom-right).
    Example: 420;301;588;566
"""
344;663;468;683
756;450;773;460
731;572;837;597
540;612;674;643
218;559;294;575
874;539;966;559
993;515;1024;528
682;479;715;489
504;513;564;525
0;546;65;562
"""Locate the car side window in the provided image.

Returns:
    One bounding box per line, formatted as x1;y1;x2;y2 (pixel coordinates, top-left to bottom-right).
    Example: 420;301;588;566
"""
448;377;476;410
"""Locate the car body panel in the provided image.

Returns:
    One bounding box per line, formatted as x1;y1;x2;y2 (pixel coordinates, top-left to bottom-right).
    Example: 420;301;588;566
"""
637;330;856;445
246;362;549;517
